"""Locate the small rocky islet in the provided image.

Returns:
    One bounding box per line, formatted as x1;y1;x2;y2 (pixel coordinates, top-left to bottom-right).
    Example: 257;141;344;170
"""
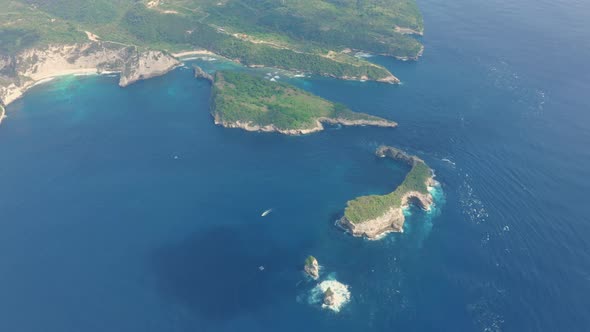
304;256;320;280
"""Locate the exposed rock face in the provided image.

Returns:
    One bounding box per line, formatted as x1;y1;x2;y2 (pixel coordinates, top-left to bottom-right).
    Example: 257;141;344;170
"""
118;50;180;87
304;256;320;280
337;190;433;239
376;145;422;165
323;288;336;306
0;105;5;125
0;43;180;106
193;65;214;83
213;115;397;136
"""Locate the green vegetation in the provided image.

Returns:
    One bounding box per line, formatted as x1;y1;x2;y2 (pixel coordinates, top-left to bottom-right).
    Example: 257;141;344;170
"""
305;256;317;267
211;70;391;131
325;287;334;297
344;159;431;224
0;28;40;54
0;0;423;80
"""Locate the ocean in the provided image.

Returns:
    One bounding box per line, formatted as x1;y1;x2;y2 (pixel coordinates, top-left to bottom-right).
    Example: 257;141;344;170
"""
1;0;589;331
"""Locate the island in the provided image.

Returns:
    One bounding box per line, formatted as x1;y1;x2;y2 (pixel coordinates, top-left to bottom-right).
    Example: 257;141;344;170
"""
0;0;425;107
336;146;436;240
304;256;320;280
209;70;398;135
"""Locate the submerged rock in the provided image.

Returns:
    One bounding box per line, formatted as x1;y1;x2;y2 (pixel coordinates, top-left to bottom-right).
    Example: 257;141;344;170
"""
304;256;320;280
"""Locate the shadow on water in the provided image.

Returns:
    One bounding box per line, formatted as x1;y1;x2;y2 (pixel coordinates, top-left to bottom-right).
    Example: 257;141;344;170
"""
151;223;301;321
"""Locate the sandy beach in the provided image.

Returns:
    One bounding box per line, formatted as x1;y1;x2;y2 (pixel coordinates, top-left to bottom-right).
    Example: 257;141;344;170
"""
172;50;217;59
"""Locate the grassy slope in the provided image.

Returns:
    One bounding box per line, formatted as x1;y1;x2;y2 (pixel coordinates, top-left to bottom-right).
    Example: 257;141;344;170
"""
211;70;389;130
344;160;431;224
0;0;422;80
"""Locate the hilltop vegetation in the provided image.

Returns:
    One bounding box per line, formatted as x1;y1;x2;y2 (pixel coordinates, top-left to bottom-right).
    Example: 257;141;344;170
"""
210;70;396;133
0;0;423;80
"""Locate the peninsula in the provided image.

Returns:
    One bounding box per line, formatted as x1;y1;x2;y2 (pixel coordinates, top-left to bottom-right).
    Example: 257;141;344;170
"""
209;70;398;135
337;146;436;239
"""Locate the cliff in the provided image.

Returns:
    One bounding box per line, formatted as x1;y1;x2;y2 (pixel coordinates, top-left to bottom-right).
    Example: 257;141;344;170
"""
0;42;180;106
213;115;397;136
336;146;436;240
0;105;5;126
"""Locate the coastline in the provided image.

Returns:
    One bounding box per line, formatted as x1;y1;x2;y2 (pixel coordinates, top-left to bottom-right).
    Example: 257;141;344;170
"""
0;105;5;126
0;44;181;107
213;116;397;136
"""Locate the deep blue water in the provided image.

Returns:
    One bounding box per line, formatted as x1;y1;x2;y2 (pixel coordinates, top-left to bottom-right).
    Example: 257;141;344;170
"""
1;0;590;331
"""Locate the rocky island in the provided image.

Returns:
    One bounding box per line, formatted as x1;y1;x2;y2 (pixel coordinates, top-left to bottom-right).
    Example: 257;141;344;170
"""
323;287;336;307
337;146;436;240
304;256;320;280
210;70;397;135
314;280;351;312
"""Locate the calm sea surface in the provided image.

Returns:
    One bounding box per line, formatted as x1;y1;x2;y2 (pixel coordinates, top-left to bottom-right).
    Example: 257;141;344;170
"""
1;0;589;331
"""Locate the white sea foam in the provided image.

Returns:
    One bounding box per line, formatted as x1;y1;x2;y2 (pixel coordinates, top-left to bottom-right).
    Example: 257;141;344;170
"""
308;277;351;312
459;173;488;224
441;158;456;167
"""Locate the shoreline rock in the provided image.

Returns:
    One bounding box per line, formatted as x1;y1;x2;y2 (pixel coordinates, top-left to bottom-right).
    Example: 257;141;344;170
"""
0;105;5;126
336;190;434;239
213;116;397;136
323;287;335;307
304;256;320;280
0;43;180;106
193;65;214;83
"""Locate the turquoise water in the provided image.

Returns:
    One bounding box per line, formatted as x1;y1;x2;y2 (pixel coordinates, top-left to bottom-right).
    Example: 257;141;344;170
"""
1;0;590;331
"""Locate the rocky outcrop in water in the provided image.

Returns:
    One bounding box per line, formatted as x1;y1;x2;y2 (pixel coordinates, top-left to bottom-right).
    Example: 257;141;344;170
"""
0;42;180;106
193;65;214;83
323;287;336;306
304;256;320;279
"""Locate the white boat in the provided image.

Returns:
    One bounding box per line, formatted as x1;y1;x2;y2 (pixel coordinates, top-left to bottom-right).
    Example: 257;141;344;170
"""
261;209;272;217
